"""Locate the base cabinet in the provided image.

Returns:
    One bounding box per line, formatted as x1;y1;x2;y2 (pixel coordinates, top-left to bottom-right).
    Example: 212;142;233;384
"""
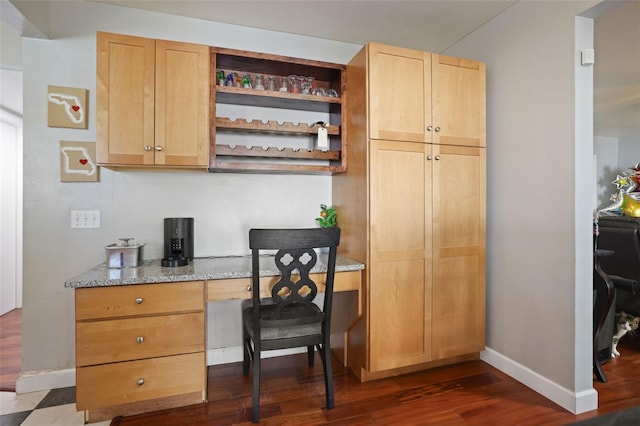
335;42;486;380
74;281;206;421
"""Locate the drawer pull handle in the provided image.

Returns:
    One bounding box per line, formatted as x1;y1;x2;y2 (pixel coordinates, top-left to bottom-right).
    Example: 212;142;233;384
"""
137;378;144;386
136;336;144;344
246;285;252;292
135;297;143;304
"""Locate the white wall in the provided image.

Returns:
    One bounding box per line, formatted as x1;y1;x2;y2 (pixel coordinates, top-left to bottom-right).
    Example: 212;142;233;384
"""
594;135;619;209
618;137;640;169
444;0;599;414
0;116;23;314
593;0;640;209
0;19;23;316
19;0;361;381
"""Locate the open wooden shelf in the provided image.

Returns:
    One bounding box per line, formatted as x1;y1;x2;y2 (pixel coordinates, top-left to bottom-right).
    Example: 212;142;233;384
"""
215;144;340;160
215;117;339;136
216;86;340;113
210;46;347;175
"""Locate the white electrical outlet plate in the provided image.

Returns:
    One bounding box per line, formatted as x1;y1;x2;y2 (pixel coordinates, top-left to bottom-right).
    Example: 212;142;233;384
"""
71;210;101;229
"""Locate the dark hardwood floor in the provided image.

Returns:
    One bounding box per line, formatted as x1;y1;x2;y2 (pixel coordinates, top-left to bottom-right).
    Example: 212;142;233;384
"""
3;308;640;425
113;337;640;425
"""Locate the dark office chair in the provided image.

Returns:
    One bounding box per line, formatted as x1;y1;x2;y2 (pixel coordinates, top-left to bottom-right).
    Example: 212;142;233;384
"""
242;227;340;423
596;215;640;315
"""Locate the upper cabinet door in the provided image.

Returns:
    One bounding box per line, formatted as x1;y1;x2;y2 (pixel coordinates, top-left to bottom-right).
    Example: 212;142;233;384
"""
97;32;155;165
154;40;209;167
432;55;486;147
368;43;431;143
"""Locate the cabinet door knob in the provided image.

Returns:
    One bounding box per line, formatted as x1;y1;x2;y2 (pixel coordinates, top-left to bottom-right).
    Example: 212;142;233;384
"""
246;285;252;292
427;125;433;131
135;297;143;304
137;378;145;386
136;336;144;344
144;145;152;151
434;126;441;132
435;155;441;160
427;155;433;160
155;146;163;151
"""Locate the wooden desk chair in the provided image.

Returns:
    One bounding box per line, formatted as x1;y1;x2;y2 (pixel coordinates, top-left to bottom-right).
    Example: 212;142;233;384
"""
243;227;340;423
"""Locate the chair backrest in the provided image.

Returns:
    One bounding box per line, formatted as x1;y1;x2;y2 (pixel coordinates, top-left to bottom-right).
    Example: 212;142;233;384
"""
597;216;640;279
249;227;341;324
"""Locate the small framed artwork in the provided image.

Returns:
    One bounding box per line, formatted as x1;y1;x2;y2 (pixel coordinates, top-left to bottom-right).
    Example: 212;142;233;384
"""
48;85;88;129
59;141;99;182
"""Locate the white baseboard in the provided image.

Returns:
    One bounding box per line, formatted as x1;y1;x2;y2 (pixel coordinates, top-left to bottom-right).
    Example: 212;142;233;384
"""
14;345;599;415
480;347;598;414
206;345;306;365
15;368;76;394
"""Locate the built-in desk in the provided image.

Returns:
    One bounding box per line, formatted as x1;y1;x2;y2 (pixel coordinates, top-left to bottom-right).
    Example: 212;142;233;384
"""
65;255;364;422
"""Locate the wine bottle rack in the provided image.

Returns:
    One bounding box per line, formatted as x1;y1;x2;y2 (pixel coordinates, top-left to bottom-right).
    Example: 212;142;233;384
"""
209;46;347;175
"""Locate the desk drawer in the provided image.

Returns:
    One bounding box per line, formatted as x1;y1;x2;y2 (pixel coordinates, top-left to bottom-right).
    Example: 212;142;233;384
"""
207;270;361;301
76;281;204;320
76;312;205;367
76;352;205;410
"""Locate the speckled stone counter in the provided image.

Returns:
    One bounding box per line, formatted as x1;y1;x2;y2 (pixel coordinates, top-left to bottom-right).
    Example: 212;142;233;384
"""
64;254;365;288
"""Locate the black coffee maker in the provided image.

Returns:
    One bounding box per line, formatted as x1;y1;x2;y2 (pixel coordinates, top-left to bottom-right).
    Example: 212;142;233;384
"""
161;217;194;267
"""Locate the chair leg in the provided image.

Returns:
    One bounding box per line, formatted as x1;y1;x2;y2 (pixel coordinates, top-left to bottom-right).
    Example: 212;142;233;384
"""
321;341;334;409
252;347;261;423
307;345;315;367
242;328;250;376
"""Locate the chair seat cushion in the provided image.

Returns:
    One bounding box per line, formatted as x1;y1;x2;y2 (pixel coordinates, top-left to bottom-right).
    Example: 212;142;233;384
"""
243;303;323;340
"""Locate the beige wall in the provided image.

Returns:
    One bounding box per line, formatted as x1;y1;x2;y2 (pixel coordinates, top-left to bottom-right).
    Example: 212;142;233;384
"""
19;0;359;385
444;0;600;413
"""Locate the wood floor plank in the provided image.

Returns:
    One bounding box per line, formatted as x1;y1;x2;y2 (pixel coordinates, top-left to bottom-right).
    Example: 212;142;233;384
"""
0;308;21;392
4;307;640;424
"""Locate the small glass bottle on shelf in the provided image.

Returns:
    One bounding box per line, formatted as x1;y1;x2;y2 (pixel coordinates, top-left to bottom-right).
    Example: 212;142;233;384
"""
242;74;253;89
279;76;289;92
267;76;277;91
254;74;265;90
289;75;301;94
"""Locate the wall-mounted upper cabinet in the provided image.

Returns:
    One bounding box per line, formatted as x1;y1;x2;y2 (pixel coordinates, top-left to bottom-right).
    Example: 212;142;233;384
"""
96;32;209;168
368;43;485;147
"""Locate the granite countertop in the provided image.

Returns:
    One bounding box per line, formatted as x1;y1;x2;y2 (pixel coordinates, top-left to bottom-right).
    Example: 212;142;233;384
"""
64;254;365;288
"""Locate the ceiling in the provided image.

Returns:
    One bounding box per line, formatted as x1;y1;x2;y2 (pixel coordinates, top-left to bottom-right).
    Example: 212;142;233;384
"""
2;0;638;140
89;0;518;53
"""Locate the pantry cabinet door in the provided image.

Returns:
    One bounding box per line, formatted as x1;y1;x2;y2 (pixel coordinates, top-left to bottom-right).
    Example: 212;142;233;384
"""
432;55;486;148
368;44;431;143
368;140;432;372
431;144;486;359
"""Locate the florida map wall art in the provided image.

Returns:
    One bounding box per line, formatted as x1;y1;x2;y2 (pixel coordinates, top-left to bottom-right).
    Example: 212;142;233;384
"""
48;85;88;129
59;141;99;182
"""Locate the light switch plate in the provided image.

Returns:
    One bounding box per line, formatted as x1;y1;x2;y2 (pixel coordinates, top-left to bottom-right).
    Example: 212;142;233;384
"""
71;210;101;228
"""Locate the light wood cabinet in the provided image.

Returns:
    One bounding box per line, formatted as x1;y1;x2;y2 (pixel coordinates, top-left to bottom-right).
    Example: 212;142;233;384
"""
367;42;485;147
75;281;206;421
335;42;485;381
97;32;209;168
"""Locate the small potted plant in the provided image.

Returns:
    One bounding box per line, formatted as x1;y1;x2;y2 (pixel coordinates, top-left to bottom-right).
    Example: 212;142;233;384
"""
316;204;337;228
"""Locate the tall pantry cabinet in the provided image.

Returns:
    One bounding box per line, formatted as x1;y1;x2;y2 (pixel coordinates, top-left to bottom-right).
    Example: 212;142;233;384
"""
334;42;486;381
